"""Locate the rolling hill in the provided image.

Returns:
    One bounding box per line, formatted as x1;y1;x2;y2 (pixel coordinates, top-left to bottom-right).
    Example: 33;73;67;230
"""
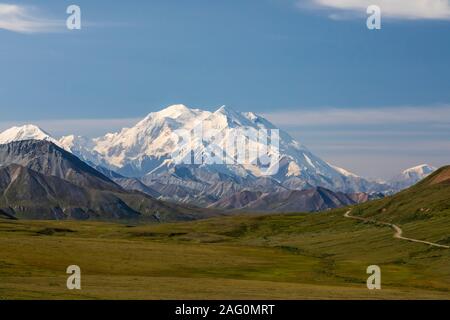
355;165;450;224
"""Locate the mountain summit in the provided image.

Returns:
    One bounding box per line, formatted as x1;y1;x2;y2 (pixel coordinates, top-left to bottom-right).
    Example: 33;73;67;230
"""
56;105;351;176
0;124;61;147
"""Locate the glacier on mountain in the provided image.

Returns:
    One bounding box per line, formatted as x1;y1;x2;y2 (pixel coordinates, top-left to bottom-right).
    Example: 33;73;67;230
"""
3;105;427;205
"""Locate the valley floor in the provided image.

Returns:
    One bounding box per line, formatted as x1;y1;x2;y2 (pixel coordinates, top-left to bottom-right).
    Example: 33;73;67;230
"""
0;209;449;299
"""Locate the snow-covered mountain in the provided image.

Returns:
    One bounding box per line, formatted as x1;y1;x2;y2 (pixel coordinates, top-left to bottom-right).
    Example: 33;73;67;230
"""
389;164;437;190
56;105;384;196
0;105;389;205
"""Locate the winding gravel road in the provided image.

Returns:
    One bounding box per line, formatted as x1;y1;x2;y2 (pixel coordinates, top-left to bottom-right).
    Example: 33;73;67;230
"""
344;210;450;249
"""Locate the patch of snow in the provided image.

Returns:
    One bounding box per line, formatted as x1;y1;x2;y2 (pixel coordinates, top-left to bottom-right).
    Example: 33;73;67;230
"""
330;164;360;178
286;161;301;176
304;154;316;169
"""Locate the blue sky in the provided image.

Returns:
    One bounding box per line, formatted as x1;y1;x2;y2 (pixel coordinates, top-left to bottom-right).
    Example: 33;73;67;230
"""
1;0;450;178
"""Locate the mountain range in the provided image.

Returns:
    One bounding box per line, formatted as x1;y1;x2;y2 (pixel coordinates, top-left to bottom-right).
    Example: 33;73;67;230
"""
61;105;386;194
0;104;437;213
0;140;218;221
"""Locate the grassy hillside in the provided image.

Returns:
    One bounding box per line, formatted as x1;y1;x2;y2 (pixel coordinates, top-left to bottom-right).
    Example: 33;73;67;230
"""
0;166;449;299
1;208;449;299
351;165;450;246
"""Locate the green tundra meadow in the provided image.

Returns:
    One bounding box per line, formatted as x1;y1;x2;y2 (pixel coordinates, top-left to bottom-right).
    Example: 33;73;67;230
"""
1;167;449;300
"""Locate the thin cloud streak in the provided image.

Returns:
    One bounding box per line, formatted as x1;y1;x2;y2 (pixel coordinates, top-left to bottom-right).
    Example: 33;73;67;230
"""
0;3;62;33
299;0;450;20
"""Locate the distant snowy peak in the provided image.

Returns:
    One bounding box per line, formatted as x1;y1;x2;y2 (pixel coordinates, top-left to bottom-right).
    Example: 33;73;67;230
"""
402;164;436;178
389;164;437;190
0;124;62;148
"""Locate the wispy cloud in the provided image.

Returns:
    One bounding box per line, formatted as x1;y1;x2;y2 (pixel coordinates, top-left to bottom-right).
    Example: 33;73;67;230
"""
299;0;450;20
263;105;450;126
0;3;62;33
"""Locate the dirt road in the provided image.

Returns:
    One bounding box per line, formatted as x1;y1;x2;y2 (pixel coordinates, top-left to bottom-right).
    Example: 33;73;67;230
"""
344;210;450;249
